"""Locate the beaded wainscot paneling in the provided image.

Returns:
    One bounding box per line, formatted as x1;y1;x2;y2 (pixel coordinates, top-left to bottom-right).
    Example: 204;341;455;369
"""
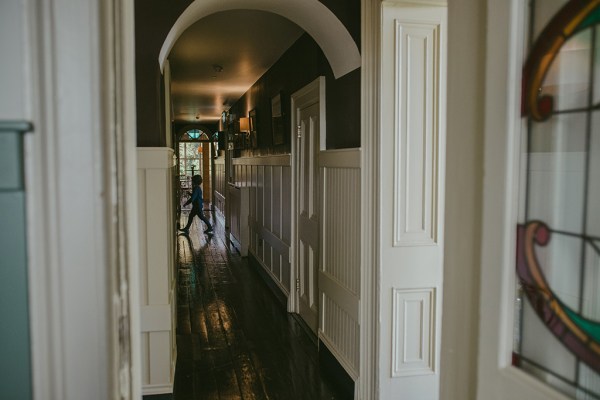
137;148;177;395
319;148;361;379
233;156;292;295
233;150;361;379
213;157;226;215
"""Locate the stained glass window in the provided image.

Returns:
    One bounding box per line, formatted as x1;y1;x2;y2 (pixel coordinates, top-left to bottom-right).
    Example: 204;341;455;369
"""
515;0;600;398
178;142;201;176
187;129;201;140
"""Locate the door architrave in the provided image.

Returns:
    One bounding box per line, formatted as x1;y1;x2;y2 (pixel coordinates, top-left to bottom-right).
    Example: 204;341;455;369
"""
476;0;572;398
23;0;140;398
290;76;326;319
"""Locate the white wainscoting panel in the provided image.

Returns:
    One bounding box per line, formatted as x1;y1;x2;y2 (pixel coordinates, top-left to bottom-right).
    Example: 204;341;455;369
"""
393;20;441;247
319;148;361;379
214;156;226;215
392;287;436;377
228;184;249;256
233;155;292;295
233;150;361;380
381;4;446;398
137;148;177;395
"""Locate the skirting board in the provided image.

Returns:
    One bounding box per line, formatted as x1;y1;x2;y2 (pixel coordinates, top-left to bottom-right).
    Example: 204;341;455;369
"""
247;251;288;307
142;394;172;400
142;382;173;396
319;339;355;400
229;232;243;256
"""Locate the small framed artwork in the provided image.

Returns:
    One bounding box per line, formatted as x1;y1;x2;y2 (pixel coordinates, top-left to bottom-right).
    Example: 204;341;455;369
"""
271;93;285;145
249;108;258;148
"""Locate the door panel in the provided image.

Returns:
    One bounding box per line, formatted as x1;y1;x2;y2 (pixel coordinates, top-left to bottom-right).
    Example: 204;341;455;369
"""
0;123;32;400
297;102;320;333
380;4;447;398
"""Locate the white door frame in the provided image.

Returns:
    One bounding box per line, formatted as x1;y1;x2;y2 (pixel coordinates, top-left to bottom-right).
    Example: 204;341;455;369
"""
476;0;572;398
22;1;379;399
290;76;326;317
23;0;140;398
359;1;381;397
360;1;448;399
20;1;385;399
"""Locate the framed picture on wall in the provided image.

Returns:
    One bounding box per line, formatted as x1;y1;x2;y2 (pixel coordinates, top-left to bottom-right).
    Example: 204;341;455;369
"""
249;108;258;148
271;93;285;145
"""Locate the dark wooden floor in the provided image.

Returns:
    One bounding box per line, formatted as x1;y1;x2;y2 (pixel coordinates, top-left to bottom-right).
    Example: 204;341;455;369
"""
173;211;349;400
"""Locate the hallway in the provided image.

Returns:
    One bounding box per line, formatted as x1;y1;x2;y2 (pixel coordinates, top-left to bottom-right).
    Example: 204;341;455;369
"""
173;211;348;400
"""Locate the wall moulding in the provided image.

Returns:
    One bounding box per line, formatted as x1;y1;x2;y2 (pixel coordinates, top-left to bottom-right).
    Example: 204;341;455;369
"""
159;0;360;79
392;18;441;247
382;0;448;7
232;154;291;166
392;287;436;377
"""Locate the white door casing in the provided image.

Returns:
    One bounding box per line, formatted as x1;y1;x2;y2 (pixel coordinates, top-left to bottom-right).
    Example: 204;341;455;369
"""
292;77;325;334
359;0;381;397
476;0;572;398
18;0;141;398
380;3;447;399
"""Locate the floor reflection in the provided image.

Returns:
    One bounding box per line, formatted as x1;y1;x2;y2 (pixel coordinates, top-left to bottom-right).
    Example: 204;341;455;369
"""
173;210;348;399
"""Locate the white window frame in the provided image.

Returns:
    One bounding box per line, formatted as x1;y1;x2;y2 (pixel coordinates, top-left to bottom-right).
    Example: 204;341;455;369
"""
476;0;572;398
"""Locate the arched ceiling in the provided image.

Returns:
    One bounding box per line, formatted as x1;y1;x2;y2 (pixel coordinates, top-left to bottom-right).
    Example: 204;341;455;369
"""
162;0;361;126
160;0;361;79
168;10;304;124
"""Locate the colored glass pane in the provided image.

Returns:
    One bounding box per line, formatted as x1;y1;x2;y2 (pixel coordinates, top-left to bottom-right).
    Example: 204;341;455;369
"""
187;129;201;139
516;0;600;397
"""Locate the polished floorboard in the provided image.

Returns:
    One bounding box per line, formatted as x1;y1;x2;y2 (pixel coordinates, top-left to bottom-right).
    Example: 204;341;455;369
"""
173;211;348;400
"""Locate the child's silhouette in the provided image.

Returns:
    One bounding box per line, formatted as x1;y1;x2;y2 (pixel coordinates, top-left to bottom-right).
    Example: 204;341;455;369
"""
179;174;213;234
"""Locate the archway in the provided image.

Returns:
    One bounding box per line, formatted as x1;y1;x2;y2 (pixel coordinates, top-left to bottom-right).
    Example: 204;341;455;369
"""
158;2;364;398
159;0;361;79
175;127;220;213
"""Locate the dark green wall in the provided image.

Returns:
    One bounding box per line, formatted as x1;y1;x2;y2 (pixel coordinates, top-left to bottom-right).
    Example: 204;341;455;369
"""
134;0;360;148
228;33;360;154
135;0;193;147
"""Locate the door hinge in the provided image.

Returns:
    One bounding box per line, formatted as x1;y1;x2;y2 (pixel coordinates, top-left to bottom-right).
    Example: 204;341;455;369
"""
295;278;300;292
297;125;302;139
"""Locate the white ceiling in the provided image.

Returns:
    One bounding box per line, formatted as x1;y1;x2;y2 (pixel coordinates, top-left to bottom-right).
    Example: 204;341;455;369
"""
168;10;304;124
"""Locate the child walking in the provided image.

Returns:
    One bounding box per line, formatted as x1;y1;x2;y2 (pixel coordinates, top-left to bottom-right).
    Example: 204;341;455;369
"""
179;174;213;234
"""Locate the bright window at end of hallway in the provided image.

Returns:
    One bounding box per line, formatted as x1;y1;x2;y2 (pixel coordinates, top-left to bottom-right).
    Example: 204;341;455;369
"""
178;129;209;177
515;0;600;398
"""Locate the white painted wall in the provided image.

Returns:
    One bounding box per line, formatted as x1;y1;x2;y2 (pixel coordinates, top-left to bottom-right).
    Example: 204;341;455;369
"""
228;183;250;256
439;0;486;398
232;149;362;384
159;0;360;78
233;155;293;295
475;0;576;398
164;61;173;149
137;148;177;395
379;3;447;398
8;0;137;398
319;148;361;380
214;155;226;214
14;0;593;398
0;0;27;119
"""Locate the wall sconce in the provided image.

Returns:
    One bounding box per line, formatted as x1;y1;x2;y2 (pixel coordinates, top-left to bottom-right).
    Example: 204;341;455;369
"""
239;117;250;135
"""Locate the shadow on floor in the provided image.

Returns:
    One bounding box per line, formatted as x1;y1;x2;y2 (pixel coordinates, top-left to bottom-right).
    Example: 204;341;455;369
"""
173;210;350;400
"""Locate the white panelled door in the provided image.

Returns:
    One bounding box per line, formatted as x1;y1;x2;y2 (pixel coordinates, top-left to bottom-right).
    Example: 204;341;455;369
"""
293;78;323;334
380;3;447;399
